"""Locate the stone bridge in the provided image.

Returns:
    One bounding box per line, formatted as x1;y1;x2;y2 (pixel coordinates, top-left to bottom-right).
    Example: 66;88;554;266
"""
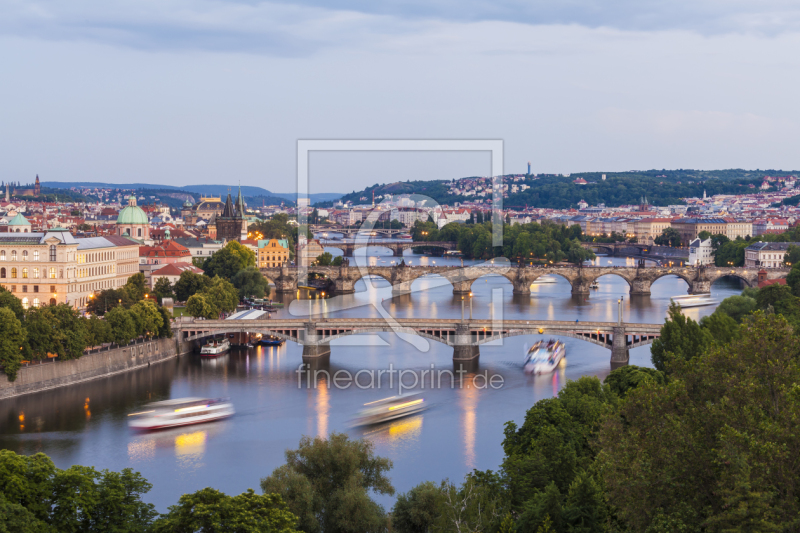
310;225;407;238
321;240;457;257
261;264;789;296
176;318;664;366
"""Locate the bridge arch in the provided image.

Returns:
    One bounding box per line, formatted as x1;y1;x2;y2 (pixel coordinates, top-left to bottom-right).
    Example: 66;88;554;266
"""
707;272;755;288
586;244;616;255
650;270;693;287
587;272;634;290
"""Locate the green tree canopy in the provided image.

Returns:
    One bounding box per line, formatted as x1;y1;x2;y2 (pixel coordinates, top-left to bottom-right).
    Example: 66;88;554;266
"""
174;270;212;302
0;286;25;321
105;306;137;346
260;432;394;533
129;299;164;339
202;276;240;315
714;294;757;322
153;277;175;303
202;242;255;280
650;302;711;372
124;273;148;302
85;288;132;316
24;304;88;361
85;314;113;348
0;307;27;380
232;267;271;300
186;294;216;319
654;227;682;247
603;365;665;398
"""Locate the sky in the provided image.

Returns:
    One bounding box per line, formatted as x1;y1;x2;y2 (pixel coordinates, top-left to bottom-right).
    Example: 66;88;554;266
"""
2;0;800;195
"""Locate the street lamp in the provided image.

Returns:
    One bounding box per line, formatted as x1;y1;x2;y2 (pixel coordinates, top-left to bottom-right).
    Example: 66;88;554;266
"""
469;292;473;320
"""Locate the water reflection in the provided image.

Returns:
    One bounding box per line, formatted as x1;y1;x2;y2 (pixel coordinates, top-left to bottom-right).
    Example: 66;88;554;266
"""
459;377;478;470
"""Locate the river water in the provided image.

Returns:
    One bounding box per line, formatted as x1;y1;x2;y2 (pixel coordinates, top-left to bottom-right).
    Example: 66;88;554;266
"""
0;247;741;512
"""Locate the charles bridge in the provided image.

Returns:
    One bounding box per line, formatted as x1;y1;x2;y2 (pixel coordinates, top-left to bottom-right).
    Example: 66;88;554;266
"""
320;240;457;257
176;317;663;366
261;264;789;296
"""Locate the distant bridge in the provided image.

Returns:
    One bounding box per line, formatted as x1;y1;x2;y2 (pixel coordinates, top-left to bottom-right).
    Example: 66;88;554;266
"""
320;240;457;257
175;318;664;366
310;224;407;238
260;264;789;296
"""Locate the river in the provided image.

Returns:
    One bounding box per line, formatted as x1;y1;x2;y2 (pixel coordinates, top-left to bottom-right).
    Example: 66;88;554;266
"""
0;247;741;512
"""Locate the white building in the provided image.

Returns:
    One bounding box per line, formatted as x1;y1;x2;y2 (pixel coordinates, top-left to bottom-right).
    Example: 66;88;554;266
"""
745;242;800;268
688;238;714;266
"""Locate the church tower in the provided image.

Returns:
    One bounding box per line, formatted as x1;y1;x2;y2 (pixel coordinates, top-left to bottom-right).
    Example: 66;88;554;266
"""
34;175;41;197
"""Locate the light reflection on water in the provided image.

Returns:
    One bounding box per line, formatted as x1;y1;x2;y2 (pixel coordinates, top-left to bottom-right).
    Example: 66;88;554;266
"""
0;252;744;512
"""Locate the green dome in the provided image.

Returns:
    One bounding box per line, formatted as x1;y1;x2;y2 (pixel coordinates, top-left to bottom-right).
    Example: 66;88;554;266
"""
117;205;148;225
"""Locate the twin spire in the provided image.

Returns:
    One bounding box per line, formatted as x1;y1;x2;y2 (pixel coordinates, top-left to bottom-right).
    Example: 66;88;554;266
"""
221;183;245;219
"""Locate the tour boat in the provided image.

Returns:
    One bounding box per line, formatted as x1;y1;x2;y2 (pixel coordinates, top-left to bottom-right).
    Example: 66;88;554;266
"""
398;233;412;240
444;250;464;257
200;338;230;356
258;335;285;346
351;393;427;427
523;339;566;374
670;294;718;308
533;275;558;284
128;397;235;430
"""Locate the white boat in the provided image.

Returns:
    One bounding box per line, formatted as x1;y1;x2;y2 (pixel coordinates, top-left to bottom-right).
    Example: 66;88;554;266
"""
524;339;566;374
350;393;427;427
670;294;718;308
444;250;464;257
590;281;600;289
200;338;230;356
128;397;235;431
533;275;558;284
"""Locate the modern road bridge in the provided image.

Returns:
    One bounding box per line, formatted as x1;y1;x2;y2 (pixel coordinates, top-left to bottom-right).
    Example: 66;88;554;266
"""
176;318;663;366
260;264;788;296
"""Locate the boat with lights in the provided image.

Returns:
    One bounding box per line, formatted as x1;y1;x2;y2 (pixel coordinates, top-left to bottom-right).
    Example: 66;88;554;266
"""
670;294;717;308
200;338;230;356
351;393;427;426
524;339;566;374
128;397;235;430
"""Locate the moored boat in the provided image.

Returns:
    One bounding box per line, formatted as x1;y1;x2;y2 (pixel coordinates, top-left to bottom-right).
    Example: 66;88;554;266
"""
128;397;235;430
258;335;285;346
351;393;427;427
200;338;230;356
524;339;566;374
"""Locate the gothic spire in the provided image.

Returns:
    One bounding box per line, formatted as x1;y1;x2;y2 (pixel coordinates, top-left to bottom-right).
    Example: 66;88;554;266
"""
222;193;235;218
235;183;246;219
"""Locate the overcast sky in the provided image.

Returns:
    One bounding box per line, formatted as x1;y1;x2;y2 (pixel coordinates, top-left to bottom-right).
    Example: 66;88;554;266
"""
2;0;800;194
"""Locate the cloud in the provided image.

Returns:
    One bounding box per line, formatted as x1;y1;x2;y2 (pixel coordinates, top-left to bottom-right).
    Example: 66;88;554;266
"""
2;0;800;55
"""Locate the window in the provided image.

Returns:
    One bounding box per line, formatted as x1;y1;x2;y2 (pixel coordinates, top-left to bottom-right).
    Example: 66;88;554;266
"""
11;250;17;261
51;286;55;293
49;268;55;279
0;268;4;278
33;298;39;308
10;285;15;292
22;286;26;293
22;268;28;279
50;245;56;261
22;251;28;260
33;251;39;261
33;268;38;278
0;251;4;261
11;268;17;278
137;228;142;237
33;286;38;293
21;298;28;310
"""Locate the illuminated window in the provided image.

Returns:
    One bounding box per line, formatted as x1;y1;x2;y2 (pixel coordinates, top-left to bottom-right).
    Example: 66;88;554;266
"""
49;268;56;279
11;268;17;278
32;268;38;278
33;251;39;261
33;298;39;308
11;251;17;261
22;268;28;279
0;251;4;261
21;298;28;309
22;251;28;260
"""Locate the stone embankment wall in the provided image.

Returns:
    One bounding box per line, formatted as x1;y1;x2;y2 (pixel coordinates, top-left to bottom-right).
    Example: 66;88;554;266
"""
0;337;193;400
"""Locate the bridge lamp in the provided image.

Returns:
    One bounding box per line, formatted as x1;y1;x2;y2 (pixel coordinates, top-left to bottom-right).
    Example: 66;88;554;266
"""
538;328;544;334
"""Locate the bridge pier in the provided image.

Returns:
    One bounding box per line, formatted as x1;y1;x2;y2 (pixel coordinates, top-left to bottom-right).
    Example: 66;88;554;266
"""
512;279;531;295
333;278;356;294
391;280;414;296
689;280;711;294
453;324;479;361
571;279;593;295
452;280;472;295
302;344;331;358
630;278;652;296
610;326;629;368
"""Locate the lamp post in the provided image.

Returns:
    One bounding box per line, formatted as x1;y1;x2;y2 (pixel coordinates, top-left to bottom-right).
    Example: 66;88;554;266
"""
461;295;465;323
617;296;623;326
469;292;473;320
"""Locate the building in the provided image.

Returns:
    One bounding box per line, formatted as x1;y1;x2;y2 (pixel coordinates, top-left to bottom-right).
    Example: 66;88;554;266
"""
0;229;139;310
744;242;800;268
688;238;714;266
753;219;789;236
671;218;728;246
258;239;290;268
149;263;204;290
215;188;247;242
180;196;226;225
116;195;150;241
139;234;193;266
633;218;672;245
170;236;224;261
5;213;32;233
296;237;325;267
724;219;753;240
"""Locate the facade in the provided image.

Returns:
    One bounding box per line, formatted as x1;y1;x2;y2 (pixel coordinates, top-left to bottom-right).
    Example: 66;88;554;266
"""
688;238;714;266
0;230;139;310
258;239;290;268
180;196;226;225
633;218;672;245
149;263;204;289
116;195;150;241
6;213;32;233
171;236;224;260
296;237;325;267
139;237;193;266
753;219;789;236
744;242;800;268
215;189;247;242
671;218;727;246
724;219;753;240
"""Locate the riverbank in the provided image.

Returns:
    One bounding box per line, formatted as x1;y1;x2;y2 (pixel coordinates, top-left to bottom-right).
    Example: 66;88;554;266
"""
0;336;192;400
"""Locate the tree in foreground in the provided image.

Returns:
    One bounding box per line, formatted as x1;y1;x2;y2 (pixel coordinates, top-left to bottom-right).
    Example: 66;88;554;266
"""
0;307;27;380
599;312;800;531
260;432;394;533
152;488;298;533
186;294;217;319
650;302;711;372
105;306;137;346
153;277;175;303
24;304;88;361
232;267;271;300
174;270;212;302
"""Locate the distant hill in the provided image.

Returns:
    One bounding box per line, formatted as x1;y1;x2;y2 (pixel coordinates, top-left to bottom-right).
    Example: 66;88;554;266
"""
43;182;341;206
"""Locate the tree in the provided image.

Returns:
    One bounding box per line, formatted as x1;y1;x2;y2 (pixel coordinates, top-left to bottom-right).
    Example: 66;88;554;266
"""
714;240;748;267
699;311;741;345
232;267;270;300
85;314;113;347
202;276;240;314
153;277;175;303
0;308;27;380
784;244;800;266
331;256;343;266
654;227;682;247
158;306;173;338
714;294;757;322
152;488;299;533
186;294;216;319
86;288;132;316
105;306;137;346
697;230;712;240
314;252;334;266
130;300;164;339
202;242;255;280
124;273;148;302
24;304;88;361
0;450;157;532
603;365;665;398
392;481;444;533
599;313;800;530
174;271;212;302
260;432;394;533
650;302;711;372
0;286;25;321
